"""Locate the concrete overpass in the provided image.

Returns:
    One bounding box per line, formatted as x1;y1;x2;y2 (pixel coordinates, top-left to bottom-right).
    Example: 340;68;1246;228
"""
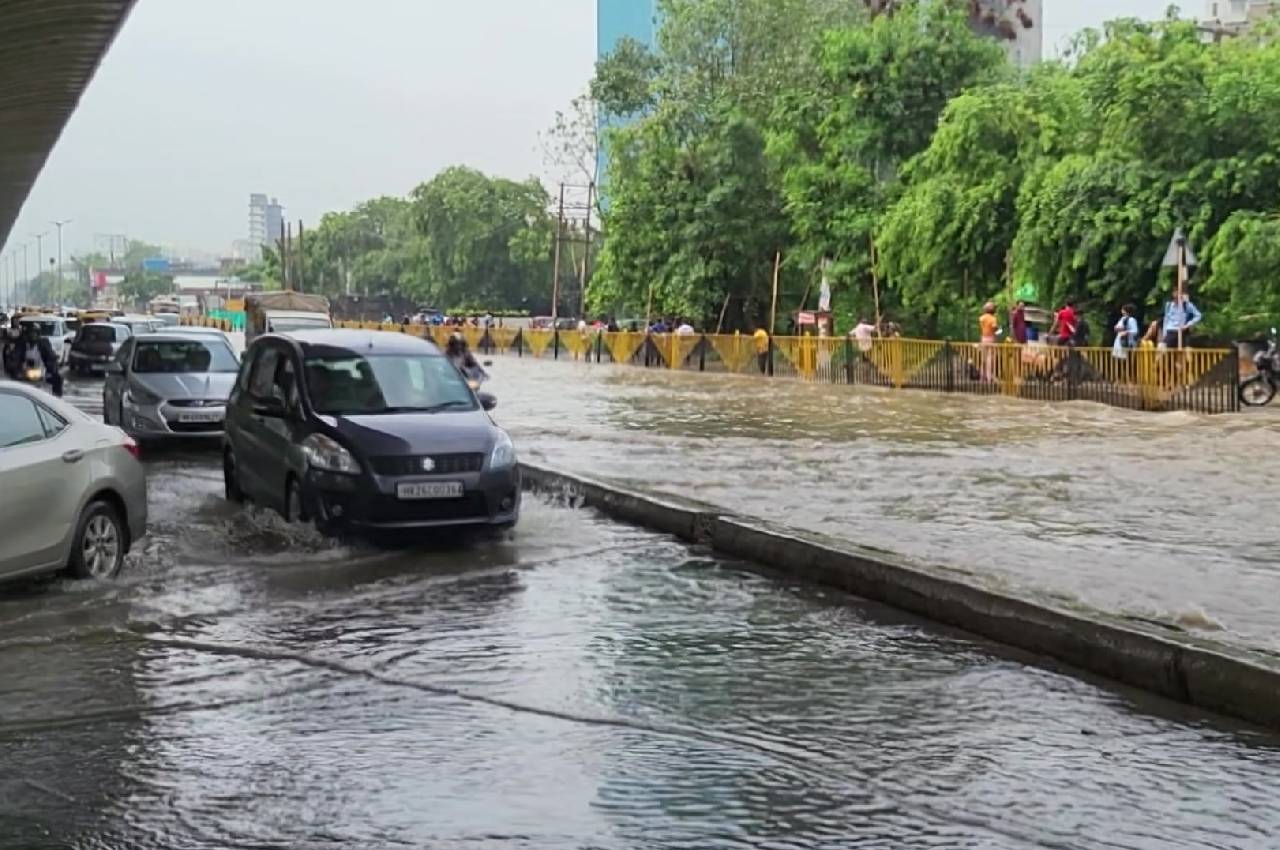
0;0;137;246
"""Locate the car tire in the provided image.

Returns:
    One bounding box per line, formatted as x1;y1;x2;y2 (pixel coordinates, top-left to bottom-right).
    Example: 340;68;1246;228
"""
223;449;245;503
67;501;127;580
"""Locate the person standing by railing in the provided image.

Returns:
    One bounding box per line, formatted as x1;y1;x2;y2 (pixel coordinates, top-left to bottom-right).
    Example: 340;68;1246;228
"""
1011;300;1028;344
979;301;999;381
753;326;770;374
1162;291;1202;349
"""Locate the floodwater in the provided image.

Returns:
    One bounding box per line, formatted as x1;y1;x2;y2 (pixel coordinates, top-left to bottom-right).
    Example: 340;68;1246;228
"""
2;423;1280;848
485;356;1280;656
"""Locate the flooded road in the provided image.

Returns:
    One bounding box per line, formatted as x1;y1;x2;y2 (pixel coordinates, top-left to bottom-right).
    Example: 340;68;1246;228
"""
0;375;1273;848
483;356;1280;656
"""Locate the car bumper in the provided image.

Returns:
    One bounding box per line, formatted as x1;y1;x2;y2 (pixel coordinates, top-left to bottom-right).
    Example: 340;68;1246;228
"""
69;352;114;372
123;401;227;438
306;465;521;530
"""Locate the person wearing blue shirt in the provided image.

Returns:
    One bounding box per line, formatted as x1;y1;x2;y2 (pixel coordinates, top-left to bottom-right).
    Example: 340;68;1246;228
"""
1162;292;1202;349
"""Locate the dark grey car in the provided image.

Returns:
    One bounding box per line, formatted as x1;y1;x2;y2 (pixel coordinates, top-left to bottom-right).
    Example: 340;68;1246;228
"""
222;330;519;533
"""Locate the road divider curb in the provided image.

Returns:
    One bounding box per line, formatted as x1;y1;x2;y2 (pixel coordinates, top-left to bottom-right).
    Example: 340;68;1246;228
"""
520;461;1280;730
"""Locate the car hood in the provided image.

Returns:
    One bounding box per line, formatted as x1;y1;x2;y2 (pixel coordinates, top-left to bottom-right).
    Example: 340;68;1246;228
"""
133;372;237;401
321;409;497;455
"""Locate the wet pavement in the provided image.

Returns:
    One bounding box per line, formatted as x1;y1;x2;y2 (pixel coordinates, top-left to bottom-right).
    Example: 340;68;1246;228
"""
480;355;1280;657
0;374;1272;848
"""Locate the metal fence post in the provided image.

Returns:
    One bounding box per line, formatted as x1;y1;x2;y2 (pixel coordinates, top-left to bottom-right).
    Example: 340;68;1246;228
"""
767;339;775;377
698;335;707;371
845;336;855;385
1067;349;1080;401
944;340;954;393
596;332;604;363
553;330;560;360
1230;345;1241;413
517;328;523;357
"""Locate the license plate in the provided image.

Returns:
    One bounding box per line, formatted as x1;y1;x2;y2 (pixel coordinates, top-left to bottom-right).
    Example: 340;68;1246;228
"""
178;411;222;424
396;481;464;500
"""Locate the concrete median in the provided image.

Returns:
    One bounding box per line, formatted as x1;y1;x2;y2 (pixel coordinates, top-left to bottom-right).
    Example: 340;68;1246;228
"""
521;460;1280;730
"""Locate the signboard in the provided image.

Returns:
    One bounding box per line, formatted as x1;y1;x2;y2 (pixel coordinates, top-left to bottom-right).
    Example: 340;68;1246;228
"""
142;257;170;273
92;270;108;291
797;311;817;326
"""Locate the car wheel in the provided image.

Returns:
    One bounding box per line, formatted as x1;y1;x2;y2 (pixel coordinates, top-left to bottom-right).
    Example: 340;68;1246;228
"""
223;449;245;503
284;477;308;523
67;501;126;580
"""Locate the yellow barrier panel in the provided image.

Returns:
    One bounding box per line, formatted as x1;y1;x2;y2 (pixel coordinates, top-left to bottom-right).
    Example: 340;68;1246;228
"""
488;327;518;351
606;331;646;364
774;336;817;380
648;334;698;369
462;327;484;350
707;334;758;373
560;331;592;360
525;329;554;358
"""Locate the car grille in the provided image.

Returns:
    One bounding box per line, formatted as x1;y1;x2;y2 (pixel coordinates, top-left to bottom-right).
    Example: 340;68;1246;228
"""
365;492;490;523
370;453;485;476
165;420;225;434
167;399;226;408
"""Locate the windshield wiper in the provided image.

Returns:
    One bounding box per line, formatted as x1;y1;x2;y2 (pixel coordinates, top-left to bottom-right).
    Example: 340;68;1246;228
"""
384;400;474;414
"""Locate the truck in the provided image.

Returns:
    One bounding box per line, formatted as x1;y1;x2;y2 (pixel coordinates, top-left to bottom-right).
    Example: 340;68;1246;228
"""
244;291;332;345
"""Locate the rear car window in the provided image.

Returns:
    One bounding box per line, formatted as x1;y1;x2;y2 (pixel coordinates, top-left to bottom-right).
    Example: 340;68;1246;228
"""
80;325;118;343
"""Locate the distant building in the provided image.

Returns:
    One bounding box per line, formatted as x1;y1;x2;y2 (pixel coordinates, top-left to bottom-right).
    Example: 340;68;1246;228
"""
595;0;659;198
968;0;1043;69
248;193;285;260
1200;0;1278;39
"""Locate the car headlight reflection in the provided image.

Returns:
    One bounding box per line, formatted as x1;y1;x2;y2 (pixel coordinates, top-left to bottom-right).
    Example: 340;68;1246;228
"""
489;430;516;470
302;433;361;475
125;385;162;406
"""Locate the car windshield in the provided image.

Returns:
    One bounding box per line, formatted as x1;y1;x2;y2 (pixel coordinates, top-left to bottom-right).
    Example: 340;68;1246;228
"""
304;354;475;415
133;340;238;374
271;316;331;333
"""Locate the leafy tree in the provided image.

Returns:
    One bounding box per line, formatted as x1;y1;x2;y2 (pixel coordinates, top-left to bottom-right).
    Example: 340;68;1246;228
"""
119;271;175;307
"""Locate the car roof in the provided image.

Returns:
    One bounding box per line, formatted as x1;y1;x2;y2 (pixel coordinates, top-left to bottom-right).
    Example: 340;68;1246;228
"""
133;332;235;346
270;328;442;357
19;314;60;322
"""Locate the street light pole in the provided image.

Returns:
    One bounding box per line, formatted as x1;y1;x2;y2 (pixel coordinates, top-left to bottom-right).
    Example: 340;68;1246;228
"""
51;219;71;304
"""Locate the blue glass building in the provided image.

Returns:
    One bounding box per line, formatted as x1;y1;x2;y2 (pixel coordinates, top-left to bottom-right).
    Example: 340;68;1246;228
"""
596;0;659;199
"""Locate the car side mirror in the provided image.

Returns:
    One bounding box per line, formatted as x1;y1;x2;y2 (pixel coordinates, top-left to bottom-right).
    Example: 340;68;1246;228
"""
478;392;497;412
253;397;286;418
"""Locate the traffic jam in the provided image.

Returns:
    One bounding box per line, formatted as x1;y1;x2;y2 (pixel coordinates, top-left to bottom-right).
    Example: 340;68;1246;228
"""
0;294;519;583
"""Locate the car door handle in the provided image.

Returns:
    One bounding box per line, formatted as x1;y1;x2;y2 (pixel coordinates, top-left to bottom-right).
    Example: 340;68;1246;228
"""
61;449;85;464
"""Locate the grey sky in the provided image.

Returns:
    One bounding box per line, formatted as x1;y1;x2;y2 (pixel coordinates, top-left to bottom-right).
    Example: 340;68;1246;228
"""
4;0;1181;264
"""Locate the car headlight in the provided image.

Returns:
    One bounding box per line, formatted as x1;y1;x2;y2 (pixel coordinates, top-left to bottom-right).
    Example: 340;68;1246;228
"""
125;386;162;406
489;430;516;470
302;433;361;475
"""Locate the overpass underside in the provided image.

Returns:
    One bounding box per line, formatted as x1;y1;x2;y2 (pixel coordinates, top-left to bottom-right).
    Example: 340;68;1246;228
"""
0;0;137;246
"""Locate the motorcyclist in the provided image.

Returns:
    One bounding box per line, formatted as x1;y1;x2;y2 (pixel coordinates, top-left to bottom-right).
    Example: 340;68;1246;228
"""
445;333;488;386
4;322;63;397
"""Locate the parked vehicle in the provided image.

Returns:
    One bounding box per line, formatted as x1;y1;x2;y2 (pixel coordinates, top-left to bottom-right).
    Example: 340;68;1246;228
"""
0;382;147;581
223;329;518;534
1241;328;1279;407
103;333;240;440
244;291;331;346
68;322;133;376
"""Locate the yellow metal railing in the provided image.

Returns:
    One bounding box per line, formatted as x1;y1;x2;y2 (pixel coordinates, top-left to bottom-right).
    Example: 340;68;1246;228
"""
250;321;1242;414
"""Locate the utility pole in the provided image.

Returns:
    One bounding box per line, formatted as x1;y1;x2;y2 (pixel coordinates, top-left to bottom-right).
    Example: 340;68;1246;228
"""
550;183;565;322
578;181;595;319
297;220;305;293
33;232;46;286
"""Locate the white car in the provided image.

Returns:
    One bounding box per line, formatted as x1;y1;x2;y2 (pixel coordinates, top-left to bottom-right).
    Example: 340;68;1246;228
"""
0;383;147;581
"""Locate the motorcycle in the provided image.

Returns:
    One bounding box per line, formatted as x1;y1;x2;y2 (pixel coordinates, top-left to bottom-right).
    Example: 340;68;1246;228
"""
1240;328;1279;407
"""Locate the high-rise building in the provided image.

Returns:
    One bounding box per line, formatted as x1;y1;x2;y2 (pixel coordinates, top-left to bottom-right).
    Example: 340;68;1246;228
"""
248;193;285;260
595;0;659;193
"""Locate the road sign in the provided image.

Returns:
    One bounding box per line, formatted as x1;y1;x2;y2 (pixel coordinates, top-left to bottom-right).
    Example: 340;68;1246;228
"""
1162;228;1198;269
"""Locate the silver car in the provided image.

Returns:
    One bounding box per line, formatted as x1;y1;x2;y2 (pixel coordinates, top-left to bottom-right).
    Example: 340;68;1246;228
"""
103;333;240;440
0;382;147;580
